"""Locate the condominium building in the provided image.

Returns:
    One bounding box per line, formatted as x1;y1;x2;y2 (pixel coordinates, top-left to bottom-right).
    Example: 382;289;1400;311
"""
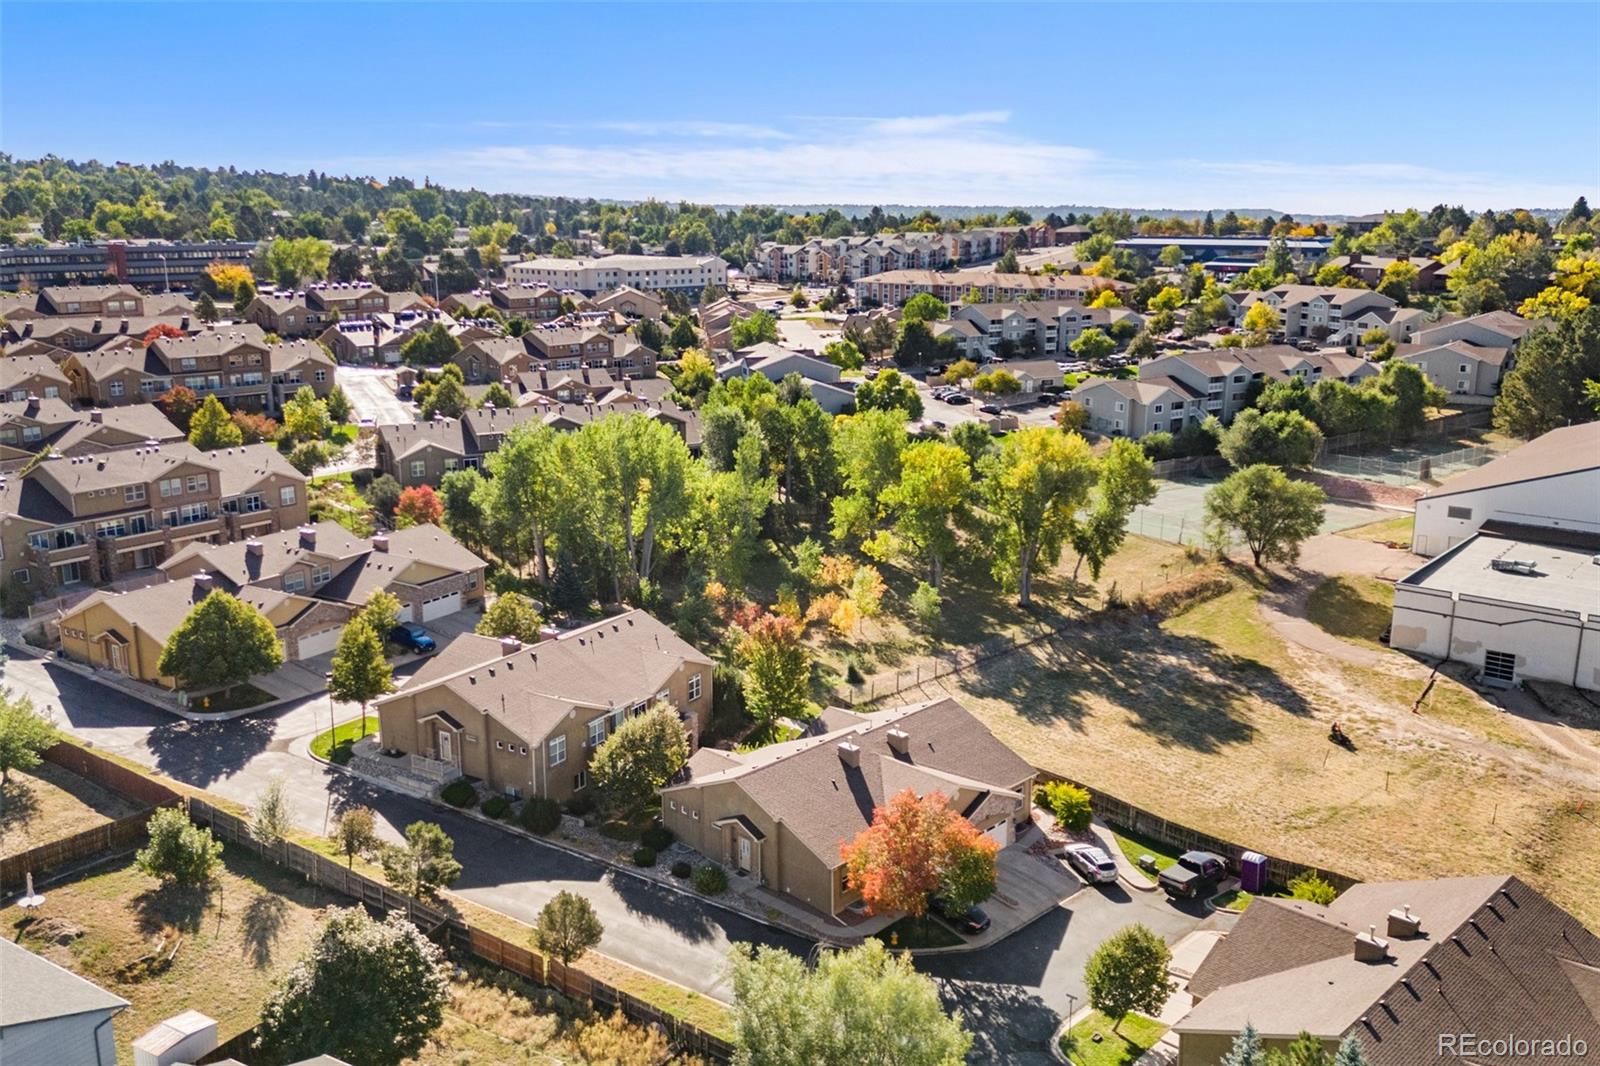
62;324;276;408
508;254;727;295
0;441;307;592
0;239;256;290
853;267;1129;306
1225;285;1404;344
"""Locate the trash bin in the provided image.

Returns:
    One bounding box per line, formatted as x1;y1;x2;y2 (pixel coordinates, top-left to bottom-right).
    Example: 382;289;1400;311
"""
1240;851;1267;893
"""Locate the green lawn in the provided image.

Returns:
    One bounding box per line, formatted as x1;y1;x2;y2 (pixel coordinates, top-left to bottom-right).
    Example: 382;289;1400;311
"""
871;914;962;949
1211;888;1253;912
736;720;801;752
328;422;359;446
1108;825;1181;876
1339;512;1414;546
310;717;375;764
1060;1011;1168;1066
1305;575;1394;649
185;683;274;714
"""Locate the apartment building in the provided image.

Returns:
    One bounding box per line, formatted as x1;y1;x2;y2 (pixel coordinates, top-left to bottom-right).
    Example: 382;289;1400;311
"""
305;281;390;319
316;308;485;365
508;253;728;295
1389;310;1542;405
376;609;713;800
62;324;276;409
697;296;764;350
0;441;306;592
454;336;535;384
0;397;182;470
1071;345;1379;439
1225;285;1400;344
853;267;1129;306
590;285;664;320
2;312;197;354
266;340;336;407
753;225;1073;283
522;324;658;376
1113;235;1333;266
948;301;1142;357
442;284;568;322
375;397;701;487
0;239;256;290
243;291;330;338
1322;253;1455;292
0;355;72;402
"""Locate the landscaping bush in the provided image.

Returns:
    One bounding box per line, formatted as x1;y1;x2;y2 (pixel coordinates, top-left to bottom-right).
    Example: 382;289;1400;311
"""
693;864;728;895
440;780;477;809
632;847;657;867
480;795;510;819
1037;780;1093;831
845;658;865;685
519;797;562;835
670;860;692;879
1288;870;1338;904
564;792;597;818
640;824;675;851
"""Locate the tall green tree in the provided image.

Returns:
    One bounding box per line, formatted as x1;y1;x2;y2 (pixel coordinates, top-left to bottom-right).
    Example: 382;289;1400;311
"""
281;384;331;442
853;367;923;419
728;940;972;1066
328;618;394;736
135;807;223;886
262;236;333;288
738;613;812;728
1366;359;1445;439
590;704;690;813
1084;924;1174;1034
157;590;284;693
1205;465;1326;567
0;691;56;795
901;292;949;324
830;409;909;543
1493;306;1600;437
1067;438;1158;582
187;394;244;450
437;467;488;552
475;591;543;643
1218;409;1324;469
730;310;780;347
699;433;777;587
484;421;562;580
882;440;973;588
980;428;1098;605
256;908;450;1066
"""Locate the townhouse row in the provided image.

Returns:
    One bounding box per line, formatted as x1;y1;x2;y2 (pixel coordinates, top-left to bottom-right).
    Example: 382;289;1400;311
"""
752;222;1080;282
853;267;1131;306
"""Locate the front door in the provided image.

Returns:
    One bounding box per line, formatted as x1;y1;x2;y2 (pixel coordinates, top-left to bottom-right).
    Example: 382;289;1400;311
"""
438;730;455;765
108;642;125;673
737;836;752;873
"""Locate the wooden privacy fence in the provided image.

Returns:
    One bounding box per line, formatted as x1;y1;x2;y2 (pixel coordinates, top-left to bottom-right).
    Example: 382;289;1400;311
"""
1;744;183;893
186;798;736;1062
1035;767;1358;893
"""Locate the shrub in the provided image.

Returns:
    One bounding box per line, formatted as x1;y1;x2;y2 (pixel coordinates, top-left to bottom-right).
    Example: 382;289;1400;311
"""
519;797;563;834
632;847;657;867
640;824;675;851
565;791;597;818
287;440;333;475
135;807;223;886
1038;780;1093;831
909;581;942;629
0;577;34;619
480;795;510;819
670;860;692;879
693;864;728;895
845;658;865;685
1288;870;1338;904
440;780;477;808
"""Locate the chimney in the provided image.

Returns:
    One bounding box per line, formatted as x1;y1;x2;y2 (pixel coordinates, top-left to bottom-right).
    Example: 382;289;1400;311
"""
24;394;39;415
193;571;214;593
1354;926;1390;963
89;409;103;423
370;533;389;553
837;742;861;768
181;314;191;330
1387;904;1422;939
245;539;264;558
499;636;522;657
886;728;910;755
298;525;316;550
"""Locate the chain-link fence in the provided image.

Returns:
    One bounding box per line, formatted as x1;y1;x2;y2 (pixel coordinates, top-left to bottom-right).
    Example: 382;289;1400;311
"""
1314;438;1509;486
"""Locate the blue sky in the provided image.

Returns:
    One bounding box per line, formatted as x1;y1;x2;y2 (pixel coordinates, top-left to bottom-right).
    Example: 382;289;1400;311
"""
4;2;1596;213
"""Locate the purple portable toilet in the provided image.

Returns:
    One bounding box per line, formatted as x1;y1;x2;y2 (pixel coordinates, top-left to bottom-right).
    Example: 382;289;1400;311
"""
1240;851;1268;893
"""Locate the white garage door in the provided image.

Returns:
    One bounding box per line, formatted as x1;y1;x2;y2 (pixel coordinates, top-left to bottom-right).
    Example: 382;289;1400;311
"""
984;820;1012;847
295;625;343;660
419;592;461;622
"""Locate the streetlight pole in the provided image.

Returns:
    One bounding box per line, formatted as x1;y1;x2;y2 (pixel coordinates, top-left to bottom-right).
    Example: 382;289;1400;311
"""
158;253;169;293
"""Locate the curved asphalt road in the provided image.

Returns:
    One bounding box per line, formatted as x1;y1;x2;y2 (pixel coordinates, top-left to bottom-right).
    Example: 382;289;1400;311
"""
3;647;1205;1059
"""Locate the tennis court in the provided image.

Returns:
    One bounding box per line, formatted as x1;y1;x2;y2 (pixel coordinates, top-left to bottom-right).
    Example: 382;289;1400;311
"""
1313;435;1515;486
1126;476;1395;546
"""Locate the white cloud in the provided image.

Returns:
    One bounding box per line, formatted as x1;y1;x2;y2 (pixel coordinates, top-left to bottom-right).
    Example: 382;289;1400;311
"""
327;113;1587;213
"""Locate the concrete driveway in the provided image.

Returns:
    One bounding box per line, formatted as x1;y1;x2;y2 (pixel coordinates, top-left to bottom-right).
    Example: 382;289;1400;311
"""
336;365;414;425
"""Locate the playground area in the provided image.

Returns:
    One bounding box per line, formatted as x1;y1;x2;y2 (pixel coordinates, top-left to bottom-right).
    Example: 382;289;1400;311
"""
1126;475;1398;546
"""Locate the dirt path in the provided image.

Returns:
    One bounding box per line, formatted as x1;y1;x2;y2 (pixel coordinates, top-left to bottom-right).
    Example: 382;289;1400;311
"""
1255;532;1420;670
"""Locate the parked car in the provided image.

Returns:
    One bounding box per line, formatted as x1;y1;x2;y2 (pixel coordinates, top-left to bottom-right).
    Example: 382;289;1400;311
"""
979;404;1001;415
1158;850;1227;899
1063;843;1119;884
388;623;437;655
931;896;992;934
1297;340;1320;352
945;393;971;405
1216;326;1234;335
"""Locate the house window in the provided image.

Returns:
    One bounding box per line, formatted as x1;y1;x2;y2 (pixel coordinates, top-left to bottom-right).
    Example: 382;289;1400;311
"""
1446;505;1473;520
1458;364;1469;373
410;461;426;479
283;572;306;593
159;477;182;497
125;484;146;503
109;381;125;397
312;564;331;586
574;770;589;791
548;736;566;766
314;369;327;383
587;718;607;748
279;486;296;507
185;474;209;494
688;673;702;701
43;386;58;399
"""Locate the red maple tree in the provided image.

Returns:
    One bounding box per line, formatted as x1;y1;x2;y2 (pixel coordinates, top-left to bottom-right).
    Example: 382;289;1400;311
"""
395;484;444;527
141;323;187;346
840;788;999;917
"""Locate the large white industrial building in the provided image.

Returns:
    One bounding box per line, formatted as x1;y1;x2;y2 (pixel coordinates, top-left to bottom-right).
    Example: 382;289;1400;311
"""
1410;421;1600;557
1391;421;1600;692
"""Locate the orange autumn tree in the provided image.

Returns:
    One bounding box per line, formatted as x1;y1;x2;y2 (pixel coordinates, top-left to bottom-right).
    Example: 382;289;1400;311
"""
840;788;999;918
395;484;444;527
141;323;186;346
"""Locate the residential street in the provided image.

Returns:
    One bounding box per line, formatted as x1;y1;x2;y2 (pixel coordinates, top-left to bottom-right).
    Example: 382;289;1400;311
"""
336;365;415;425
1;644;1205;1049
